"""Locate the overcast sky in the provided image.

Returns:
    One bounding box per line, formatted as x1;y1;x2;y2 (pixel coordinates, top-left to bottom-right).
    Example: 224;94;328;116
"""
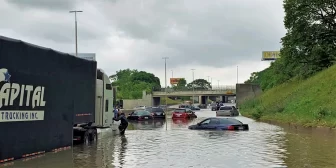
0;0;286;86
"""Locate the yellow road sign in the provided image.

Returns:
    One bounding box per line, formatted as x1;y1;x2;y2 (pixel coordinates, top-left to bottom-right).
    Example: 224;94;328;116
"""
262;51;280;61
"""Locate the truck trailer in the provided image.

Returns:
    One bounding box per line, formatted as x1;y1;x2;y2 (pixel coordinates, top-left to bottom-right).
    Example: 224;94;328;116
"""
0;36;114;163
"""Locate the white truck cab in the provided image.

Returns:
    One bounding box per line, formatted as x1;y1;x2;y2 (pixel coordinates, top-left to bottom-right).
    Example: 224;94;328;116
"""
95;69;114;128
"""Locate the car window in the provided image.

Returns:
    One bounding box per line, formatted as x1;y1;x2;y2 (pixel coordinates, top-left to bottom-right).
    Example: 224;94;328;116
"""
219;118;243;124
145;108;152;112
174;109;186;113
219;106;232;110
152;108;164;112
200;119;211;125
210;118;220;124
136;111;150;115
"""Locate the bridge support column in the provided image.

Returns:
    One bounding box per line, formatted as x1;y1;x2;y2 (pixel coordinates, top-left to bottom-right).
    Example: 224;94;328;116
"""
209;96;216;102
152;97;160;106
199;96;207;104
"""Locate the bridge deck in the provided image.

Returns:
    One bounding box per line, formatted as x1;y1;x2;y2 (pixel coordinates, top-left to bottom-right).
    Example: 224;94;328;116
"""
152;90;236;97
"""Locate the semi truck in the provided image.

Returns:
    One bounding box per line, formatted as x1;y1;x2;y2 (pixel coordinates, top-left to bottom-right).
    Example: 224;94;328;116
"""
0;36;114;163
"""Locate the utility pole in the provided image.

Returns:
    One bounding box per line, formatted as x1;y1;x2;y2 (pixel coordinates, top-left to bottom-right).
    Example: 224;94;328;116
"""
162;57;169;107
191;69;195;104
236;66;239;83
69;10;83;57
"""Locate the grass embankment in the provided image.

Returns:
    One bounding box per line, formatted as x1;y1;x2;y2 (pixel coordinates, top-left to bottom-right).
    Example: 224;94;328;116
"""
240;65;336;128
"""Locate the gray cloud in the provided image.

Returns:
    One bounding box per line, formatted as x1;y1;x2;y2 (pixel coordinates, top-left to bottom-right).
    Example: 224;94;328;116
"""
6;0;76;11
100;0;285;69
0;0;285;82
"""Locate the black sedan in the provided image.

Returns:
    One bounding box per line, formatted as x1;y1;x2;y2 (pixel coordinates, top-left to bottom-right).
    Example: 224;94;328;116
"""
145;107;165;119
127;110;153;121
188;117;249;130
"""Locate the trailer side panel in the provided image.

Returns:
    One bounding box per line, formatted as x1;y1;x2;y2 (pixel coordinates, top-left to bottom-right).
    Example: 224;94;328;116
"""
0;36;96;161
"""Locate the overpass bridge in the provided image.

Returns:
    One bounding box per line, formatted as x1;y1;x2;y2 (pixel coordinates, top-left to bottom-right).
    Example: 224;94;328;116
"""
152;86;236;104
122;84;262;109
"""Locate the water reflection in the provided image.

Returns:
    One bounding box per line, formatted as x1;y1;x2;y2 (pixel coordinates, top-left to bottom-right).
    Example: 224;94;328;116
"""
171;118;196;129
283;126;336;168
114;135;128;167
128;119;166;130
1;149;73;168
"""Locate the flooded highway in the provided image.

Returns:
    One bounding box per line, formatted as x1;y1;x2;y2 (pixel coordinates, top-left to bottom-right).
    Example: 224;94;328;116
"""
2;108;336;168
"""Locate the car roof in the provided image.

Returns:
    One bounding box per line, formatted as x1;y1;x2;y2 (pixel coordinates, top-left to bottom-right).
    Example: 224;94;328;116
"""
147;106;161;108
175;108;188;110
206;117;240;121
134;110;150;112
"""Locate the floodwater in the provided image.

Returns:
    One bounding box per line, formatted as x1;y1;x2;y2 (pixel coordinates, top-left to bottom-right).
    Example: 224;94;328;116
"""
2;108;336;168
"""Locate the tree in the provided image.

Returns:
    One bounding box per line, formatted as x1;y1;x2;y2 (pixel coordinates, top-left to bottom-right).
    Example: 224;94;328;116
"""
176;78;187;89
109;69;161;99
187;79;211;90
245;0;336;91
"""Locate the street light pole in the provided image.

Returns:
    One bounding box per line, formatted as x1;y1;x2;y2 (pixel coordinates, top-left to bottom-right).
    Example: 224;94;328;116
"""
162;57;169;107
191;69;195;104
236;66;239;83
211;78;213;89
69;10;83;57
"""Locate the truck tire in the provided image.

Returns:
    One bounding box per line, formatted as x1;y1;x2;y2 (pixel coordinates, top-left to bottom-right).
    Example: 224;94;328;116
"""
88;129;97;142
82;129;97;144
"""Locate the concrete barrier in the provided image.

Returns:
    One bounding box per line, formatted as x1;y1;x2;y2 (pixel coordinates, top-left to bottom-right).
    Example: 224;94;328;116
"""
236;84;262;108
122;91;152;109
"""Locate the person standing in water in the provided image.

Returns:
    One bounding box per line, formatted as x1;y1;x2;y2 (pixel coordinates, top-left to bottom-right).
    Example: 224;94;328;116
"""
113;110;128;135
113;106;119;120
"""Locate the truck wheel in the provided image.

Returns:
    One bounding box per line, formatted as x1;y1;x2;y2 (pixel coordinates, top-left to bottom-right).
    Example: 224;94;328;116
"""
88;129;97;142
83;131;90;144
83;129;97;144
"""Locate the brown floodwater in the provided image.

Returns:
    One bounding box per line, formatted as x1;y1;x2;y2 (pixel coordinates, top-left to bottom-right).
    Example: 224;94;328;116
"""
1;109;336;168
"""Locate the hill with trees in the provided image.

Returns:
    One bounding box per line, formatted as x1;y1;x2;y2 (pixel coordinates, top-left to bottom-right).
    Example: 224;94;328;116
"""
241;0;336;127
245;0;336;91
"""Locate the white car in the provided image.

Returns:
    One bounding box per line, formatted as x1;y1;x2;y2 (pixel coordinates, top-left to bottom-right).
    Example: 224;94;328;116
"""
133;105;146;110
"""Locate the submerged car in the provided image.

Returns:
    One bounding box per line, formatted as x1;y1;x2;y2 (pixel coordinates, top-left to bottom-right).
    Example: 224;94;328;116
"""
172;108;197;119
188;117;248;130
146;107;165;119
190;105;200;110
127;110;153;121
133;105;147;110
211;103;217;111
179;104;191;108
216;106;239;116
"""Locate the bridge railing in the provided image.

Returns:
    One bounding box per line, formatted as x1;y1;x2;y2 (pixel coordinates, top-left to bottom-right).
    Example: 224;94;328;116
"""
152;85;236;92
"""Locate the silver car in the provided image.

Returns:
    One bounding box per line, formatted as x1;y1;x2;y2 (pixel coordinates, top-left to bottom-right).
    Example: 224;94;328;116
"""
133;105;146;110
216;106;239;116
